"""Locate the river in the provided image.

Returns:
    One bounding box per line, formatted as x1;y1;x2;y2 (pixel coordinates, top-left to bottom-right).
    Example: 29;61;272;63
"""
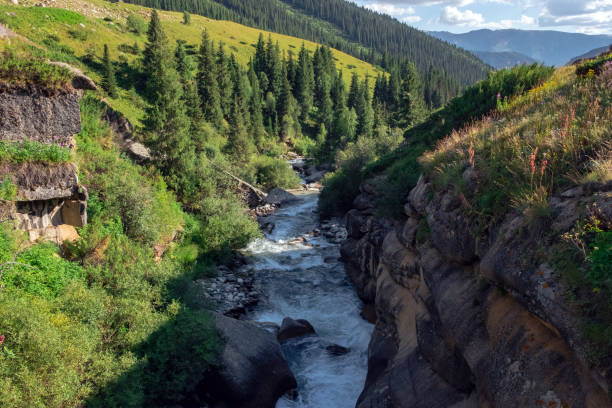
243;189;373;408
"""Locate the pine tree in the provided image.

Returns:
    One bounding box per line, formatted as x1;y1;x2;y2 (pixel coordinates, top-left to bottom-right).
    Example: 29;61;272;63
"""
175;40;201;125
315;72;333;131
142;10;191;177
102;44;117;98
253;34;267;79
183;10;191;25
216;43;233;117
354;78;373;136
247;61;265;149
277;63;292;122
396;61;426;128
295;43;314;121
265;36;282;98
196;29;223;127
347;72;360;110
227;72;253;162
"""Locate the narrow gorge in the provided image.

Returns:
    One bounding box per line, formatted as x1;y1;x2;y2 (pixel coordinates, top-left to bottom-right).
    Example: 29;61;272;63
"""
340;175;612;407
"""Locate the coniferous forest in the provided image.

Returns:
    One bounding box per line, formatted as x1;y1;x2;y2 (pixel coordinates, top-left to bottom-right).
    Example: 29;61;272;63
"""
120;0;488;102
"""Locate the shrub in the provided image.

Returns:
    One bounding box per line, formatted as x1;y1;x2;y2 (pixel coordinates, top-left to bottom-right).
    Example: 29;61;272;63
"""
0;47;73;89
67;28;88;41
0;141;71;164
252;156;301;191
126;14;147;35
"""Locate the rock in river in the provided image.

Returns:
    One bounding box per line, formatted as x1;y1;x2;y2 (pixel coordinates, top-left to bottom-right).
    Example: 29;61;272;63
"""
204;313;297;408
277;317;316;343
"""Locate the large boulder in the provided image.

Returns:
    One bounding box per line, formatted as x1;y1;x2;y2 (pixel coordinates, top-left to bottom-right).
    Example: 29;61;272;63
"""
203;314;296;408
264;188;298;206
277;317;316;343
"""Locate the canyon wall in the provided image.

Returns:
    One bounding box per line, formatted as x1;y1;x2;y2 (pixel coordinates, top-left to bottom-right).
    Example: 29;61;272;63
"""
342;173;612;408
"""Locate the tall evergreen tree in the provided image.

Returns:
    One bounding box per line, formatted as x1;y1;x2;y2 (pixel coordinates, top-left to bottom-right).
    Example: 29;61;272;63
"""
175;40;202;126
396;61;426;128
227;70;253;162
354;78;373;136
102;44;117;98
216;43;233;117
295;43;314;121
142;10;191;176
196;29;223;127
253;34;267;78
247;61;265;148
347;72;360;110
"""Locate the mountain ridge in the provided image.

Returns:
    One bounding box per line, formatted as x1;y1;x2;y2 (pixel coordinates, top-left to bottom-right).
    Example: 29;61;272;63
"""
430;28;612;66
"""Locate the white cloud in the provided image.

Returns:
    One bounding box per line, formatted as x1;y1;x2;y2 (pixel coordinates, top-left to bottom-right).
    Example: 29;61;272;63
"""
402;15;423;22
538;0;612;33
363;3;416;15
520;14;536;24
440;6;484;25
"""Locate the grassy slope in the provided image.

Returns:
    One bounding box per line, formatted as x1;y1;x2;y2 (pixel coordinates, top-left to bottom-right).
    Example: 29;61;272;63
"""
0;0;384;124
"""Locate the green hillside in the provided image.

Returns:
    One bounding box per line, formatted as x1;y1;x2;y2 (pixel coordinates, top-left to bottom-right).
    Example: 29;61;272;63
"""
0;0;384;124
119;0;490;88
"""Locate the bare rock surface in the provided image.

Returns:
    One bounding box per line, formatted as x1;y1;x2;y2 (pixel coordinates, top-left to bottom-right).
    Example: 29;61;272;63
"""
342;175;612;407
277;317;316;343
202;313;297;408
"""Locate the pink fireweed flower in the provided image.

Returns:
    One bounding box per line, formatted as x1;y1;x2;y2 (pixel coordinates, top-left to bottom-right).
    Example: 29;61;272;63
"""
540;159;548;176
0;335;5;345
530;147;539;176
468;141;475;168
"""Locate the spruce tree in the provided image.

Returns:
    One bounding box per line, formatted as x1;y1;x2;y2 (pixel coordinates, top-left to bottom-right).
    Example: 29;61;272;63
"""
227;73;253;162
102;44;117;98
248;62;265;149
253;34;267;79
347;72;360;110
216;43;233;117
354;78;373;136
183;10;191;25
295;43;314;121
175;40;202;125
396;61;426;128
196;29;223;127
142;11;191;178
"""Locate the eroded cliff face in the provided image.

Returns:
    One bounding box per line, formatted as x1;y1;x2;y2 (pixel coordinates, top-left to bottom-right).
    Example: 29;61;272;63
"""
0;85;88;243
341;174;612;408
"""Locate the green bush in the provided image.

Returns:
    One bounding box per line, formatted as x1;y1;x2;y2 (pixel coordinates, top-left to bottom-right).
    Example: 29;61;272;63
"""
67;28;88;41
0;177;17;201
1;242;84;299
0;141;71;164
0;48;73;89
252;156;301;191
319;127;403;216
126;14;147;35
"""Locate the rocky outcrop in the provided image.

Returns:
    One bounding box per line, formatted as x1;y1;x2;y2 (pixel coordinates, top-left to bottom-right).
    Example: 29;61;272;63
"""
102;104;151;163
341;174;612;407
201;313;297;408
0;82;88;242
264;188;298;206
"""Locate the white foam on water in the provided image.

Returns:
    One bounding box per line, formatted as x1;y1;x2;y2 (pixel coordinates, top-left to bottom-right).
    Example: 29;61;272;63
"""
244;193;373;408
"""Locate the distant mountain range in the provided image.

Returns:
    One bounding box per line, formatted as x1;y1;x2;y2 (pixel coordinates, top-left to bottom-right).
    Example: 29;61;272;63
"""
429;29;612;67
471;51;537;69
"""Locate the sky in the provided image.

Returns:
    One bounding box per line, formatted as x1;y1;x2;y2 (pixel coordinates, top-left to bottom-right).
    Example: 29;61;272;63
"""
352;0;612;35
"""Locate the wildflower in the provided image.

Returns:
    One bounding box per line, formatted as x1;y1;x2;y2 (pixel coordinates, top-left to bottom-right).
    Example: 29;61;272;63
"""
468;141;475;168
0;335;4;345
497;92;501;100
530;147;539;176
540;159;548;176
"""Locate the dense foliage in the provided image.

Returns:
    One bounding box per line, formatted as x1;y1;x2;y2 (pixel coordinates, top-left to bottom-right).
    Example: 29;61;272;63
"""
320;63;555;217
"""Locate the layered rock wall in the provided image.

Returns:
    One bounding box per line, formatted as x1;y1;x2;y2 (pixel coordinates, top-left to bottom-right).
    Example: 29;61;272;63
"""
0;85;88;242
341;175;612;407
